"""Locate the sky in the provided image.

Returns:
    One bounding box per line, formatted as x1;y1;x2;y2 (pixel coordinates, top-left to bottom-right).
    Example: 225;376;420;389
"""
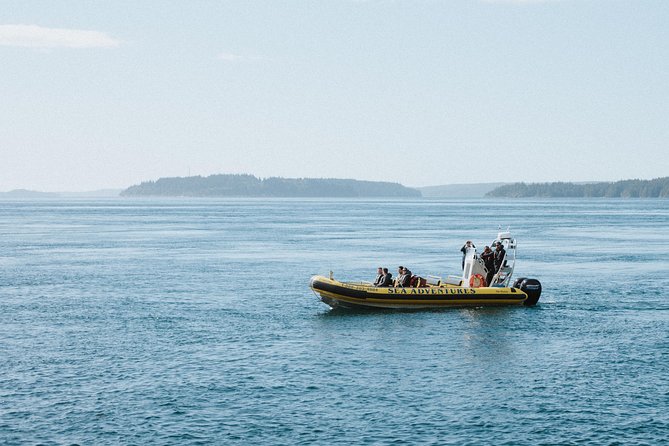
1;0;668;191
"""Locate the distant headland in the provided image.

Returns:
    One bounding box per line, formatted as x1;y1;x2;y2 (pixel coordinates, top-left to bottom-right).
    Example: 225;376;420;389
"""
121;174;422;198
4;176;668;199
486;177;669;198
0;189;122;198
0;189;60;198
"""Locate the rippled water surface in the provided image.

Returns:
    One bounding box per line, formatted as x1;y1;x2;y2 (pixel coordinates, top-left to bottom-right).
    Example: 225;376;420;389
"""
1;198;668;445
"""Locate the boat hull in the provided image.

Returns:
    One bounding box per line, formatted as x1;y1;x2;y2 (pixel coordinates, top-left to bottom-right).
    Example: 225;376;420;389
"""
310;275;529;310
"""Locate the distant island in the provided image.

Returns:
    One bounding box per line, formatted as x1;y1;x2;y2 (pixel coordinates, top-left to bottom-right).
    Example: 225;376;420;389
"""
121;174;422;198
486;177;669;198
0;189;59;198
0;189;122;198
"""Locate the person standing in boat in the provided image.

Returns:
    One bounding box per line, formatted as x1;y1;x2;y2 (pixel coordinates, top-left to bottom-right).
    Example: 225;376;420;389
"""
460;240;476;269
480;246;495;286
373;267;384;286
493;241;506;278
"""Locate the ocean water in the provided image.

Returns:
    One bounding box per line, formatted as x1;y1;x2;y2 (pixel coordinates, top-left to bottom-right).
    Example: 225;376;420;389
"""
1;198;667;445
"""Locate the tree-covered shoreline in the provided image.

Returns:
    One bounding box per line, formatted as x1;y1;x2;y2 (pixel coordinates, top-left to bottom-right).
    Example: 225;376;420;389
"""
121;174;422;198
486;177;669;198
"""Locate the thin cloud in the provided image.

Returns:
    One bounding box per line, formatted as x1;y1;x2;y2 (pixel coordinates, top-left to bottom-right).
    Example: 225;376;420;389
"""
0;24;120;49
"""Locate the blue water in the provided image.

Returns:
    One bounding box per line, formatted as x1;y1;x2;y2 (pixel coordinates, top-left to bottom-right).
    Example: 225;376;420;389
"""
1;198;667;445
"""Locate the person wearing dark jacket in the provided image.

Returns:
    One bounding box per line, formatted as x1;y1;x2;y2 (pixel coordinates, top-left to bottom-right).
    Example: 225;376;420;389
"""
399;267;412;287
460;241;475;269
378;268;393;287
493;242;506;275
480;246;495;286
394;266;412;287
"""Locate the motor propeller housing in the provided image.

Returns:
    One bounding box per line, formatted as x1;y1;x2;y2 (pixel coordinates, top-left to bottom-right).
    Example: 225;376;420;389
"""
516;278;542;306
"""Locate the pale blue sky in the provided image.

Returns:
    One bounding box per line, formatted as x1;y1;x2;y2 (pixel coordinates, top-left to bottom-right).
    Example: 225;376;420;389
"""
1;0;668;191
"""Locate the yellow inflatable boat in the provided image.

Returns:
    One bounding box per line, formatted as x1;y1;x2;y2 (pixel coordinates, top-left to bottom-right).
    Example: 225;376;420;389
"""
309;231;542;310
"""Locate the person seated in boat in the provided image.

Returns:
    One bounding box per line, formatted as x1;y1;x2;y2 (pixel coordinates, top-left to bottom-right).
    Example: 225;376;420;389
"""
493;242;506;277
394;266;412;287
394;266;407;287
402;267;412;286
378;268;393;287
460;240;476;269
480;246;495;286
394;266;404;287
373;267;384;286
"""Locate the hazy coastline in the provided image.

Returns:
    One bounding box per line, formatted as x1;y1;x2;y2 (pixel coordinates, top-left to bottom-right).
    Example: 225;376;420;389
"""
121;175;669;198
4;175;668;199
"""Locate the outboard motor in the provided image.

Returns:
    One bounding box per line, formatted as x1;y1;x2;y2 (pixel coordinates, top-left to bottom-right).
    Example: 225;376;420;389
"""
518;278;542;306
